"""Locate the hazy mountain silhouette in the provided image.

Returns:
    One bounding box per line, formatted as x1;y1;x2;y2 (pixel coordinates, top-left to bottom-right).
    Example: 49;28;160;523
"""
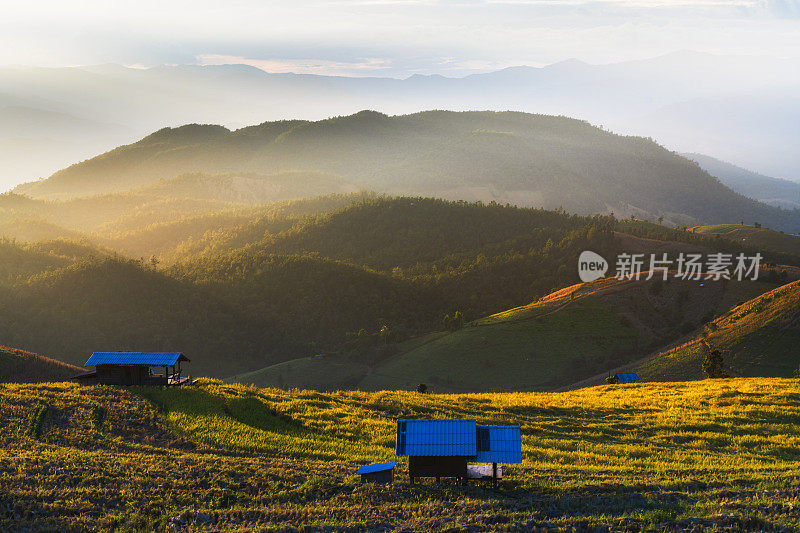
1;51;798;189
684;152;800;211
0;105;134;188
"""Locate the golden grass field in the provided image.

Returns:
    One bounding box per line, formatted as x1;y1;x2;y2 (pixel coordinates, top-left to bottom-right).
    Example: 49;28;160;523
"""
2;378;800;531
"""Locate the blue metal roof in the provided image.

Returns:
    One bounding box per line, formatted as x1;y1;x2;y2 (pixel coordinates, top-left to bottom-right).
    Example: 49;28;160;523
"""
396;419;523;463
396;419;477;456
475;425;523;463
85;352;188;367
356;461;396;475
616;372;640;383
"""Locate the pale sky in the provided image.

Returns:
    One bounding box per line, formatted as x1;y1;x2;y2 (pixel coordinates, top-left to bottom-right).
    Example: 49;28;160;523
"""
0;0;798;76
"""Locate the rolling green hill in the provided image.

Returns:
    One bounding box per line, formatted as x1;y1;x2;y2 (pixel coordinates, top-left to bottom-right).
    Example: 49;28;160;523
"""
232;274;784;392
2;379;799;530
13;110;800;232
262;197;587;270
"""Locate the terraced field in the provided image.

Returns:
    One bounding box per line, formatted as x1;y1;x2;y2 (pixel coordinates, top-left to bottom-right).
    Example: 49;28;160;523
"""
2;378;799;531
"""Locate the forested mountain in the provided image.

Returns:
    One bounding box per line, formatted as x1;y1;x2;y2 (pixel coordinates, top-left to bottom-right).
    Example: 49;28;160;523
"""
2;110;798;381
0;196;795;378
14;111;800;232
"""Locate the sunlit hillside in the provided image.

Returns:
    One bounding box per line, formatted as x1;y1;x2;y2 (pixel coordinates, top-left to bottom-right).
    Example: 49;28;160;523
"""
2;378;798;530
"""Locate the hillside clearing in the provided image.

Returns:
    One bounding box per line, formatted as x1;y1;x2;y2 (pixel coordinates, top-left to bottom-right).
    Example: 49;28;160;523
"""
691;224;800;257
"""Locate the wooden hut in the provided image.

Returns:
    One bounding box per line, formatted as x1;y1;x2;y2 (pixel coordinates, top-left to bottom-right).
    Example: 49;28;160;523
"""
73;352;190;386
395;419;522;485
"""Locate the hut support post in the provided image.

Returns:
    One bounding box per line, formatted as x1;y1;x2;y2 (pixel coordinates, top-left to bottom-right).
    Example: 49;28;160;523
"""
492;462;497;488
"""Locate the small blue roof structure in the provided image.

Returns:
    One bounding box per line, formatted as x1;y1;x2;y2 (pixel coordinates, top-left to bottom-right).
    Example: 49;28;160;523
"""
85;352;189;367
356;462;396;475
396;419;522;463
615;372;640;383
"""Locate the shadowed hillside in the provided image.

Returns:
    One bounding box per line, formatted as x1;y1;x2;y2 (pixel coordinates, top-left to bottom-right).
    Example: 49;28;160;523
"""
636;280;800;381
0;346;82;383
232;273;785;392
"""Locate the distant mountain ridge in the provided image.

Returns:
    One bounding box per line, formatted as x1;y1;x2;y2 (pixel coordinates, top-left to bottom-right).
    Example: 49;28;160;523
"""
0;105;135;191
684;152;800;210
13;110;800;232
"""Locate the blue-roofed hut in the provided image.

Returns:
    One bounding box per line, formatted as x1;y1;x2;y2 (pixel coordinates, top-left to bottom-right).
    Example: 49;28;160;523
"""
613;372;640;384
356;462;395;484
396;419;522;485
74;352;190;386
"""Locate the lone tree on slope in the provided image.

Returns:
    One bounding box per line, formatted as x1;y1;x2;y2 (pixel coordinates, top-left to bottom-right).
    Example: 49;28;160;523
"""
702;349;729;378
